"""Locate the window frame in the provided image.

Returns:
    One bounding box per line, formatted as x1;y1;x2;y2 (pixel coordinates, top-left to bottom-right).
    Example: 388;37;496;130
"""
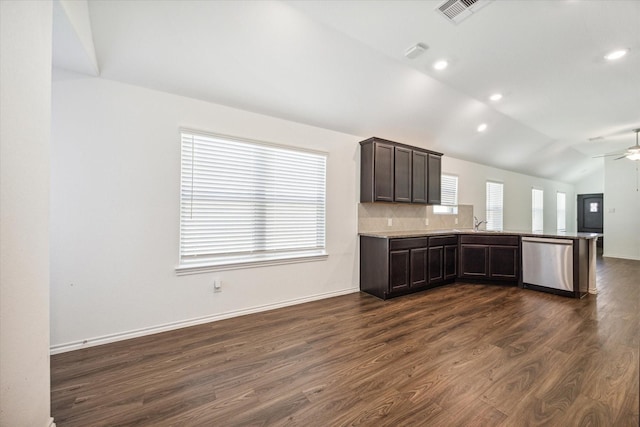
556;191;566;232
532;188;544;232
486;181;504;231
433;174;459;215
176;129;328;275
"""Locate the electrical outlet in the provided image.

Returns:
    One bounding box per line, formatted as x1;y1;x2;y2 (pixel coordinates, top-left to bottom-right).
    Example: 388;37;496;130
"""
387;218;393;227
425;218;429;226
213;279;222;293
454;218;458;225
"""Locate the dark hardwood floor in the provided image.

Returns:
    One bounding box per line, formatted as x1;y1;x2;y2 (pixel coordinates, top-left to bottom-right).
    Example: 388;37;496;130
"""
51;255;639;426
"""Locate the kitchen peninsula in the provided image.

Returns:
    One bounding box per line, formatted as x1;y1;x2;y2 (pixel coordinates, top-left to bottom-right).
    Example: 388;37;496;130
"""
359;229;600;300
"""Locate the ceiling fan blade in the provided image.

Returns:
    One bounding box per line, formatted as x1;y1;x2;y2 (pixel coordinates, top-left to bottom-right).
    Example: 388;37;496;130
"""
592;153;624;158
614;155;627;160
588;127;640;141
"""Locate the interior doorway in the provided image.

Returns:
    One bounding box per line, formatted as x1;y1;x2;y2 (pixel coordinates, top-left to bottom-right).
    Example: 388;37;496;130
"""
577;193;603;248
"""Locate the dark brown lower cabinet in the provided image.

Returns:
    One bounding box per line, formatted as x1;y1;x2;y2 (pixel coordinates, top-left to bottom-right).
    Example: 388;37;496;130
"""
427;235;458;285
459;235;519;283
428;246;443;283
410;248;428;288
444;245;457;279
360;234;520;300
360;235;455;300
489;246;519;279
389;247;429;292
389;250;410;292
459;245;489;277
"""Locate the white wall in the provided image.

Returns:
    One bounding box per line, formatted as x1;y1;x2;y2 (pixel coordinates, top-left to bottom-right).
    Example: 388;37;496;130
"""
442;157;576;232
51;75;360;351
603;157;640;260
575;168;604;195
0;2;54;426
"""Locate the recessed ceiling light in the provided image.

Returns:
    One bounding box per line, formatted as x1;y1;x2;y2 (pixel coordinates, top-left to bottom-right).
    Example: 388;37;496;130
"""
477;123;488;132
604;49;628;61
489;93;503;101
433;60;448;70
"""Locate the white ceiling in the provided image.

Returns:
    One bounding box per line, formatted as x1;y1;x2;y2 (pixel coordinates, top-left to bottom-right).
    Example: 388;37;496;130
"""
53;0;640;183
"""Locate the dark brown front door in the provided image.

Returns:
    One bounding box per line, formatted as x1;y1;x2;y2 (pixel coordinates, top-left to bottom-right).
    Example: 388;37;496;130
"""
577;193;603;246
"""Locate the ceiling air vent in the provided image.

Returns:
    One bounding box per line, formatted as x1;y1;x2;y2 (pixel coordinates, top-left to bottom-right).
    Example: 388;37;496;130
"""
436;0;493;25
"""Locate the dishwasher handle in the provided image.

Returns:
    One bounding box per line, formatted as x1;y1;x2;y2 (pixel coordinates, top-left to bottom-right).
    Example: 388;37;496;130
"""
521;237;573;245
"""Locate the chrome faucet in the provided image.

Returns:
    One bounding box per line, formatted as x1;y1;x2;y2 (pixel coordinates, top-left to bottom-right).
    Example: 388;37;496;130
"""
474;216;487;231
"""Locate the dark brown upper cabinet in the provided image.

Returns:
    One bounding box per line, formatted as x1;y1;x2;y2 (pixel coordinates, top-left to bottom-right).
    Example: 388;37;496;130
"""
360;137;442;204
412;151;428;203
361;140;393;202
394;146;412;203
427;153;441;205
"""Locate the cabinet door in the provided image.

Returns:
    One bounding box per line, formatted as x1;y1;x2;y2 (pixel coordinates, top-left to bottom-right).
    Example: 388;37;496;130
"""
389;250;410;292
428;246;444;283
410;248;428;288
489;246;519;280
412;151;428;204
444;245;457;279
427;154;441;205
374;143;394;202
459;245;489;278
394;147;412;203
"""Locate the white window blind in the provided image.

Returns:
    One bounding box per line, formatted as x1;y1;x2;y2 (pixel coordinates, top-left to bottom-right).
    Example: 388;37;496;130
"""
486;181;503;231
557;192;566;232
177;131;327;273
532;188;544;232
433;174;458;214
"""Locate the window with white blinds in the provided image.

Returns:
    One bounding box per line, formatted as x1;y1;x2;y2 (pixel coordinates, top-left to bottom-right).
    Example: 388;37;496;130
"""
177;131;327;273
486;181;503;231
557;192;566;232
433;174;458;214
532;188;544;232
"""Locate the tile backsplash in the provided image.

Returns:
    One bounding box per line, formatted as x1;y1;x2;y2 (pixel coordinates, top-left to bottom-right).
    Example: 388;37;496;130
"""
358;203;474;233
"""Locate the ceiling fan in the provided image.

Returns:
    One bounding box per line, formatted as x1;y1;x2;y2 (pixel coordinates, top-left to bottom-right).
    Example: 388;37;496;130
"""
592;128;640;161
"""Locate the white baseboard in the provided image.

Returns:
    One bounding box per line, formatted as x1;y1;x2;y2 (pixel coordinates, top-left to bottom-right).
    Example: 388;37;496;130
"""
50;287;359;355
603;253;640;261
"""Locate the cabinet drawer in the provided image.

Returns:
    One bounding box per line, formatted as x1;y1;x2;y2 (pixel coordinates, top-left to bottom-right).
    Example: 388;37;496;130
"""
389;237;429;250
429;235;457;247
459;234;519;246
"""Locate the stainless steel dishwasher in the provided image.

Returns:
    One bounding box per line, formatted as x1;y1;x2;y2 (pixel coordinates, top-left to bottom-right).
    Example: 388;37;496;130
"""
521;237;573;292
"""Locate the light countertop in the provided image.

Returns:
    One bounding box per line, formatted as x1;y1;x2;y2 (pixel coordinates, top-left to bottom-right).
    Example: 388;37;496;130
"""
359;229;601;240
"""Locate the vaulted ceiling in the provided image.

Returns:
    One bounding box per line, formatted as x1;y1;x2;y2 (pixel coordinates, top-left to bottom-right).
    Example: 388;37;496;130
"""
53;0;640;184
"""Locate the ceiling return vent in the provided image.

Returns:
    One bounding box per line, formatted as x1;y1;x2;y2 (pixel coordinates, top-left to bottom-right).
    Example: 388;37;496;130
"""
436;0;494;25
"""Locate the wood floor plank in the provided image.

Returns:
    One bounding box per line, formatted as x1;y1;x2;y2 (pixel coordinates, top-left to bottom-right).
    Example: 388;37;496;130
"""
479;345;570;415
51;255;640;426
